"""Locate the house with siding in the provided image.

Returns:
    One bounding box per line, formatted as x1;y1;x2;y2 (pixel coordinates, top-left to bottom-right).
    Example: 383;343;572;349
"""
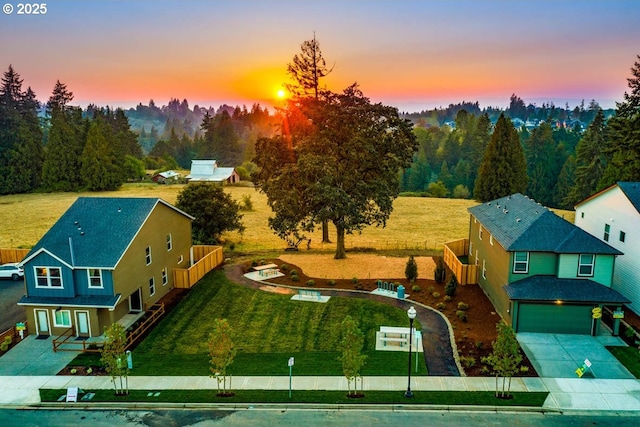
18;197;193;338
575;182;640;315
467;193;628;335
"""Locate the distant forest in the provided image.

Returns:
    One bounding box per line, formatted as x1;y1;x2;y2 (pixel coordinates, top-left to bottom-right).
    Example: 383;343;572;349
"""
1;56;639;211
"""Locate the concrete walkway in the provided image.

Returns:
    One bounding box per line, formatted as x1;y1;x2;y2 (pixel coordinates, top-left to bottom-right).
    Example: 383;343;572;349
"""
2;374;640;413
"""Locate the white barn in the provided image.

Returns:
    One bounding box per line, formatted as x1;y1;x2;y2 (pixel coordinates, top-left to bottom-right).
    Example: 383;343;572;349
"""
575;182;640;313
185;160;240;184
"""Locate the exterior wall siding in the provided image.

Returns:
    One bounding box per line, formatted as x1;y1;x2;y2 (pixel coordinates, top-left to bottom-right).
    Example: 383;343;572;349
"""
23;252;74;298
576;185;640;313
508;252;557;283
557;254;615;287
112;202;192;313
468;214;512;322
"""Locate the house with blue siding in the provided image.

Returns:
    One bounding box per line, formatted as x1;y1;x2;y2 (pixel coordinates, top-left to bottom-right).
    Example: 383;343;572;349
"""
468;193;628;335
18;197;193;338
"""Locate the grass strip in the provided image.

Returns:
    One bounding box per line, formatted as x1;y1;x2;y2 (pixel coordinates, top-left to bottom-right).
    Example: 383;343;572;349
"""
40;388;548;406
607;346;640;378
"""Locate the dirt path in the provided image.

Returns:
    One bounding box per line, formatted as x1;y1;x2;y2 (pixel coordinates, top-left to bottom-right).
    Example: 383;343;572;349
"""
223;263;460;376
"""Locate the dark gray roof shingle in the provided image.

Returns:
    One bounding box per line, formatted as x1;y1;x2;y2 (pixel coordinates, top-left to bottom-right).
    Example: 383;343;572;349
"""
504;276;629;304
468;193;622;255
618;182;640;213
25;197;190;268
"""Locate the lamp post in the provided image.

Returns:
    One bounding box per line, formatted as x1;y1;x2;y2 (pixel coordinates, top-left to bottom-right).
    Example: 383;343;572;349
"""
405;305;417;398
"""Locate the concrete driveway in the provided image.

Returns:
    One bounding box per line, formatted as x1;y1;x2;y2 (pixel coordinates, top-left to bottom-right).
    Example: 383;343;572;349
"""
517;332;634;379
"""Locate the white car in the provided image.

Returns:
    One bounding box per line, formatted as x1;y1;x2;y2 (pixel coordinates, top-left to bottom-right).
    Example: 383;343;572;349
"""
0;263;24;281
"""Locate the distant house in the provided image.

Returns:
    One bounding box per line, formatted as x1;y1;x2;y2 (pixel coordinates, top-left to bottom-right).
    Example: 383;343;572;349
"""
466;193;627;335
185;160;240;184
151;170;180;184
18;197;193;338
575;182;640;315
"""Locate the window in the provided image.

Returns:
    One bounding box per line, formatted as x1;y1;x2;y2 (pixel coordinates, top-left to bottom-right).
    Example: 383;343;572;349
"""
53;310;71;327
479;225;483;240
578;254;595;277
620;231;626;243
145;246;152;265
87;269;103;288
513;252;529;273
166;234;172;251
489;234;494;245
162;267;168;286
469;241;473;257
475;250;479;266
178;255;184;264
35;267;63;288
149;277;155;296
604;224;610;242
482;260;486;279
581;212;585;218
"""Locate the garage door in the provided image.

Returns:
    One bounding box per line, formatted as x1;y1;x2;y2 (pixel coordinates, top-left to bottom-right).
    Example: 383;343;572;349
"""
517;303;593;334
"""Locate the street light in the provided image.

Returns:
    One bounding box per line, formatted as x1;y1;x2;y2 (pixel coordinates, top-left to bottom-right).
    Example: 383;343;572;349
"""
405;305;417;398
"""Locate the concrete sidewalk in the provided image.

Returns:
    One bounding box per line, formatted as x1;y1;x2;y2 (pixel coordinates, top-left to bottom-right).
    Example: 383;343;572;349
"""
2;374;640;413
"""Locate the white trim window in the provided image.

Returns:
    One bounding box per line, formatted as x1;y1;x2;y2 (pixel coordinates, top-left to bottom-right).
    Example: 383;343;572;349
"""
87;268;103;288
53;310;71;327
469;241;473;257
149;277;156;296
166;234;172;251
578;254;595;277
479;225;483;240
35;267;63;288
145;246;152;265
178;255;184;264
604;224;610;242
620;231;626;243
489;234;494;245
482;259;487;279
513;252;529;274
162;267;168;286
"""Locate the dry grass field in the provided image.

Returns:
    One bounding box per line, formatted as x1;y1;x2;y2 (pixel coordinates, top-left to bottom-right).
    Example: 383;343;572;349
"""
0;183;574;253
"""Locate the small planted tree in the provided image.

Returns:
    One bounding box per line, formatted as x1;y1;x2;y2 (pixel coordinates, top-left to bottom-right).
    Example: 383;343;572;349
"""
445;273;459;297
208;318;236;396
482;322;523;398
101;323;129;395
405;255;418;283
339;315;367;397
434;257;446;283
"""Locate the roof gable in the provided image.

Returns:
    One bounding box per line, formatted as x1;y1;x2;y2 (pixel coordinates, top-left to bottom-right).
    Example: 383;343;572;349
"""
23;197;192;268
468;193;621;254
617;182;640;213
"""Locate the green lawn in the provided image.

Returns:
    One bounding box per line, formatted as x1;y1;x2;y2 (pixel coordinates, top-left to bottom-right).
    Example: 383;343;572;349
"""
607;346;640;378
40;388;548;407
71;269;427;376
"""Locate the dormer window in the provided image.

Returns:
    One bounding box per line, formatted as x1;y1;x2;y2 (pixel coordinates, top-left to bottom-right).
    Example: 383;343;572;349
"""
35;267;63;288
578;254;595;277
88;269;103;288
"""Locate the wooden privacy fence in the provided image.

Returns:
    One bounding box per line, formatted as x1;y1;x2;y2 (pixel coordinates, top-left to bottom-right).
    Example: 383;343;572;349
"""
444;238;478;285
0;248;30;264
173;245;224;289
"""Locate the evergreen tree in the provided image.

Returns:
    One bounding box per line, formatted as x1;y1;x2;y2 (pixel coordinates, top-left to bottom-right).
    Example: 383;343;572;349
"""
286;32;333;99
474;114;527;201
80;118;123;191
566;109;607;204
524;122;556;205
46;80;74;114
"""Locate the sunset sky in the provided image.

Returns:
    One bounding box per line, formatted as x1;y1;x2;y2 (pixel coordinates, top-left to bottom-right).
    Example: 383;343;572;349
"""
1;0;639;112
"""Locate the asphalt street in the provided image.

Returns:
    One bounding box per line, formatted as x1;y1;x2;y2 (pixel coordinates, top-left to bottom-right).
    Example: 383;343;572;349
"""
0;277;26;332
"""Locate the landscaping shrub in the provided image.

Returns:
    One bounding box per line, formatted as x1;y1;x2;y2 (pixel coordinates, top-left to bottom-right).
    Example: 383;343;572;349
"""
351;277;359;285
411;285;421;292
445;273;459;297
460;356;476;368
443;295;452;302
436;302;446;310
280;264;289;272
520;366;529;373
306;279;315;287
456;310;467;322
475;341;483;350
328;279;336;286
291;275;300;282
457;302;469;311
289;270;298;277
251;260;258;267
405;255;418;282
432;292;441;299
434;257;446;283
427;285;435;294
625;326;636;338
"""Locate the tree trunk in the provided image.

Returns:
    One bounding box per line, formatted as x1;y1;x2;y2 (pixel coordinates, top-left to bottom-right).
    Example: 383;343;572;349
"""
322;220;330;243
334;223;346;259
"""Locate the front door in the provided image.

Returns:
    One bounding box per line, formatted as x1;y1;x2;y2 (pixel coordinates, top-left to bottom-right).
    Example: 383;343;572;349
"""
35;309;50;336
75;311;90;337
129;288;143;312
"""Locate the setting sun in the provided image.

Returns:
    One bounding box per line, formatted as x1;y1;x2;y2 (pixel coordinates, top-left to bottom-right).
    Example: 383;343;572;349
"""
277;88;286;99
